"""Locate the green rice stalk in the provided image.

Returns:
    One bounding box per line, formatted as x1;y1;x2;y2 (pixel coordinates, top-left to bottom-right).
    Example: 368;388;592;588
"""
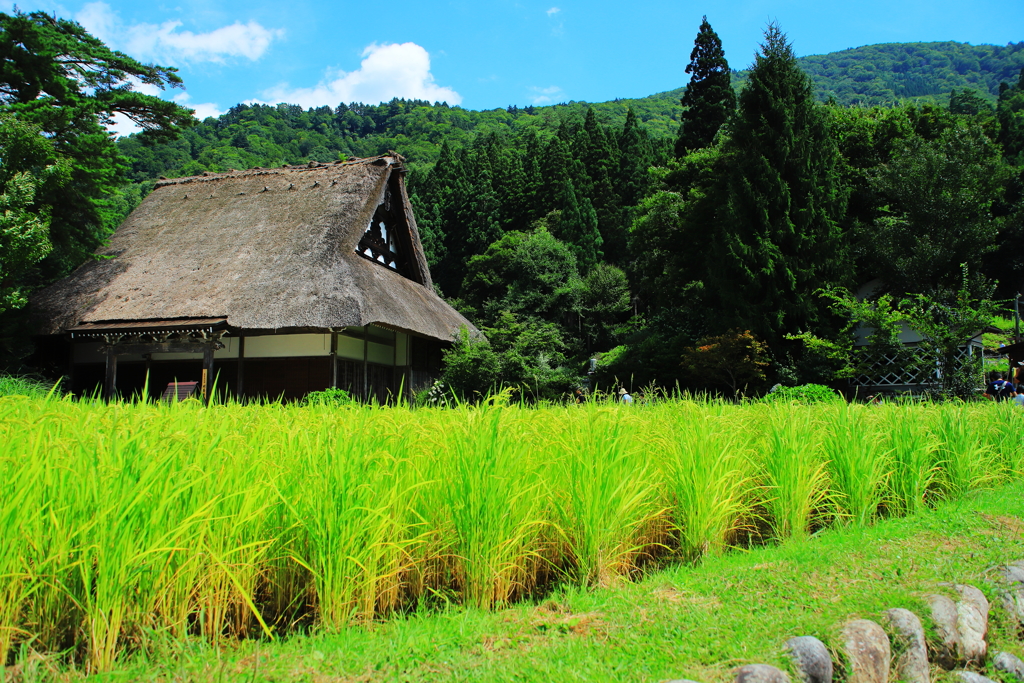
933;405;994;497
657;406;752;561
822;403;889;526
288;408;416;628
442;407;543;609
550;405;663;586
757;405;830;540
882;404;940;516
989;403;1024;479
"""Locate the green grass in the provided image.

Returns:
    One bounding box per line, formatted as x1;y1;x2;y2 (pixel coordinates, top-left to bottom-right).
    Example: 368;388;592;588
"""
2;395;1023;679
0;375;57;397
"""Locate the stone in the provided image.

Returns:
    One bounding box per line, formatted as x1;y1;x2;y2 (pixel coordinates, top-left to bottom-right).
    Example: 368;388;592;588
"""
785;636;833;683
998;586;1024;630
952;584;988;664
925;593;962;668
734;664;790;683
882;608;929;683
997;564;1024;630
842;619;891;683
952;672;998;683
1001;564;1024;585
994;651;1024;682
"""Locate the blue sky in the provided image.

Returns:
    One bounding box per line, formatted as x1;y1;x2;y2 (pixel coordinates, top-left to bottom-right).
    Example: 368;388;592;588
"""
3;0;1023;133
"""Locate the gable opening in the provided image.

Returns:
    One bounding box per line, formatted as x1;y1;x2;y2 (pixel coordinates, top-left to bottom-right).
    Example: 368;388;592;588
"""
356;182;423;283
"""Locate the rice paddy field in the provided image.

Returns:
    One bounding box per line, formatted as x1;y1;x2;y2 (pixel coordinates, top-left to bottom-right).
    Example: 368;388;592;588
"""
1;392;1022;674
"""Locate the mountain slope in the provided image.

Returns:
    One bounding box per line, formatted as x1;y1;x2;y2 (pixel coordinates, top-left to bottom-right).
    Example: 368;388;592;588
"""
116;40;1024;181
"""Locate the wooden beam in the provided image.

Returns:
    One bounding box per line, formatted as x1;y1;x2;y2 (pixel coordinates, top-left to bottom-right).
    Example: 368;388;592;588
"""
144;353;152;400
67;340;75;395
202;345;214;404
102;341;223;356
237;336;246;400
104;347;117;401
330;331;338;389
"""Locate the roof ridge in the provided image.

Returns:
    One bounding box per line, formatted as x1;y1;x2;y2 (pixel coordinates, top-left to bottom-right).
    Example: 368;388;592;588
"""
154;154;400;188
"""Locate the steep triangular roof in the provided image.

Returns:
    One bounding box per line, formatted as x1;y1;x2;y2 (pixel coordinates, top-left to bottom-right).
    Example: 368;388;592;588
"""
32;155;477;341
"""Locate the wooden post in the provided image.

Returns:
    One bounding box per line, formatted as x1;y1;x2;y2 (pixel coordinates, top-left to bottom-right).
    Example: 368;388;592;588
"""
237;336;246;401
330;331;338;389
104;347;117;401
202;344;214;405
391;329;397;403
67;339;76;395
363;325;369;401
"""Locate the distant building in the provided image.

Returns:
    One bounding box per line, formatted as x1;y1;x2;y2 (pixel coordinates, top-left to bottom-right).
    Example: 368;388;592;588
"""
31;155;478;402
847;279;984;396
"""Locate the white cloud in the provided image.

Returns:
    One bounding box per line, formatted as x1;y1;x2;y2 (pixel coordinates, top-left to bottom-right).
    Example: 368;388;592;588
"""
173;92;225;121
257;42;461;108
131;81;163;98
76;2;283;65
104;84;224;138
106;112;142;139
529;85;562;105
546;7;565;37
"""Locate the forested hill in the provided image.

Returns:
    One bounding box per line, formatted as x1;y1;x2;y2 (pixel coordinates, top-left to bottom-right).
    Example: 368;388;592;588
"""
116;40;1024;183
777;40;1024;105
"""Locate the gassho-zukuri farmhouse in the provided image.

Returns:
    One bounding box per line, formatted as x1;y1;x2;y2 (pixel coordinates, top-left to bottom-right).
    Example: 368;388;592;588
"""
30;154;479;402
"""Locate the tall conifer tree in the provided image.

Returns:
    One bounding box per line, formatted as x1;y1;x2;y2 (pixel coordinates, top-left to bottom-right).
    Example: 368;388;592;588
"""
675;16;736;157
708;23;847;347
556;180;602;274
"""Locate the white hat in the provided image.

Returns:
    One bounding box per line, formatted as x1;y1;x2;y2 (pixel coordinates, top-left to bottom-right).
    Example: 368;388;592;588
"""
618;388;628;395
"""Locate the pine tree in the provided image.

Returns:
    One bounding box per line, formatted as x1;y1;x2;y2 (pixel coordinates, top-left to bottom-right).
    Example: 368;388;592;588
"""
556;180;602;274
708;23;848;347
521;131;545;223
997;68;1024;164
576;108;622;260
675;16;736;157
538;136;573;211
618;108;653;208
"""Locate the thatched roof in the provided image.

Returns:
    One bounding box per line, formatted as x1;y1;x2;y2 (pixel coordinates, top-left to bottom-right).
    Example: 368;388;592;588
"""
32;155;477;341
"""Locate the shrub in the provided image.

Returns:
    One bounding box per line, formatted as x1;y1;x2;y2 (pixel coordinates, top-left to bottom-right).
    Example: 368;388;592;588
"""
762;383;839;403
300;387;353;407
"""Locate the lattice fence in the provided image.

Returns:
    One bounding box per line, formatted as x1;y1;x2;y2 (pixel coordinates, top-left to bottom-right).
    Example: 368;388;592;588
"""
849;343;979;388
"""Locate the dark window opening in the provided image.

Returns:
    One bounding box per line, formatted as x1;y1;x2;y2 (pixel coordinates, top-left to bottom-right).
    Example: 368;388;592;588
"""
357;185;413;278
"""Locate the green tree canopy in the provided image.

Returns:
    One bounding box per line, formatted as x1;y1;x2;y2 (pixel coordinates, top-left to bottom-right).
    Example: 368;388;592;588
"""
0;114;68;313
998;68;1024;164
0;10;195;276
675;16;736;157
709;23;849;348
460;228;580;331
867;121;1007;297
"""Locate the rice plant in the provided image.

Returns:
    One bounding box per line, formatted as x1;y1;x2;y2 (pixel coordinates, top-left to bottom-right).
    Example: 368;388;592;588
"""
656;406;752;560
549;405;663;586
440;406;544;609
933;405;995;497
0;392;1016;671
882;404;940;515
822;403;889;526
990;403;1024;479
756;404;831;539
